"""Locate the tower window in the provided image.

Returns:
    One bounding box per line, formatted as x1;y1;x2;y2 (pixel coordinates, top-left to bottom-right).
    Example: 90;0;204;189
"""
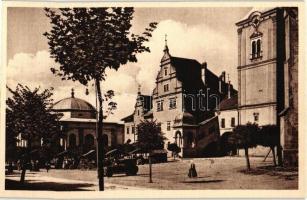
164;68;168;76
167;121;171;131
253;112;259;122
164;84;169;92
250;38;262;59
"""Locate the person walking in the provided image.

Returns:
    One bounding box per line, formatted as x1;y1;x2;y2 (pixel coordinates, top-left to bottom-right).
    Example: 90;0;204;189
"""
188;160;197;178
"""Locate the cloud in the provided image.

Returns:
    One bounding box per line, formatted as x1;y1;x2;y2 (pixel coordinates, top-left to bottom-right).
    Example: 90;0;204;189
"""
130;19;237;95
6;19;237;122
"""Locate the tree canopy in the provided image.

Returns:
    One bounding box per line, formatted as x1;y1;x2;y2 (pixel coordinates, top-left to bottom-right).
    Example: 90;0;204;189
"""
44;7;157;85
137;120;165;153
6;84;62;160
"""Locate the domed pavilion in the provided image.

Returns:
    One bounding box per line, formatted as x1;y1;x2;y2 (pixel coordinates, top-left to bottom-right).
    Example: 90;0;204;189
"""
52;89;124;154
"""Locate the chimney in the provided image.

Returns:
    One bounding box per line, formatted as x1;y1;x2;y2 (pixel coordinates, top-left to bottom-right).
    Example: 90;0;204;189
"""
201;62;207;85
222;71;226;82
219;71;226;93
228;81;231;99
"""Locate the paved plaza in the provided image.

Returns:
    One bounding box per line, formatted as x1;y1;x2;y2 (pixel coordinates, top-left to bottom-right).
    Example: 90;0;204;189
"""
6;157;298;191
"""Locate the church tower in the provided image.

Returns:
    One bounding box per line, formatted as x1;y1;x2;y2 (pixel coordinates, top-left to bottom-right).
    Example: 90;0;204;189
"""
236;8;285;126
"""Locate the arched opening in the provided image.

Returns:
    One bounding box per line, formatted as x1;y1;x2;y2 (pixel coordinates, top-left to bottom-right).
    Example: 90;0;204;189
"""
69;134;76;147
84;134;95;150
102;134;109;147
175;131;182;148
184;132;194;148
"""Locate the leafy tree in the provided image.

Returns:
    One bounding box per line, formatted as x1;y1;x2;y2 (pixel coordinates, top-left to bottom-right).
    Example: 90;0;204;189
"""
232;123;259;170
258;125;279;166
167;142;180;160
6;84;62;183
219;131;238;156
137;120;165;183
44;7;157;190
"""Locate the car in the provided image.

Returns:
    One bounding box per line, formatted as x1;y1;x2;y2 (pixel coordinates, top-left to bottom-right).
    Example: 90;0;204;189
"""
103;149;139;177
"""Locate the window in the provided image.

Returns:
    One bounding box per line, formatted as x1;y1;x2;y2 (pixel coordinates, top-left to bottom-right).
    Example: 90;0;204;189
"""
221;118;225;128
164;68;168;76
126;127;129;134
167;121;171;131
132;126;135;134
157;123;162;131
169;98;176;109
157;101;163;111
231;117;235;127
250;38;262;59
137;110;140;116
164;84;169;92
253;112;259;122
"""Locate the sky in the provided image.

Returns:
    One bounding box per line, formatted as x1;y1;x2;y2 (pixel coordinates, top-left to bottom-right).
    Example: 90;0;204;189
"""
6;7;252;122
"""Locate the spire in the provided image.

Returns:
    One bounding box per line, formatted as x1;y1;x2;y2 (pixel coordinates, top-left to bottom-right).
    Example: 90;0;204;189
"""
71;88;75;98
164;34;169;52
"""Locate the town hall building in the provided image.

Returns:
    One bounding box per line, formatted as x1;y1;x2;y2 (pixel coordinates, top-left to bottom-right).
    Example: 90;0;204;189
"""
122;42;237;158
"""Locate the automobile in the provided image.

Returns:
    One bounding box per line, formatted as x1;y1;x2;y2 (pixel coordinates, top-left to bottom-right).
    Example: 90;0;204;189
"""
103;149;139;177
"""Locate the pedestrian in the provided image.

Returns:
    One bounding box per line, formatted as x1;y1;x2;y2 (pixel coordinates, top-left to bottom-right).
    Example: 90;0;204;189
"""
46;162;50;173
188;160;197;178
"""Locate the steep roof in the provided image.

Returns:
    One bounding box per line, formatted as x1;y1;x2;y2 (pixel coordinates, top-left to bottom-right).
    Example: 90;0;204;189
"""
170;56;205;92
121;113;134;123
218;95;238;111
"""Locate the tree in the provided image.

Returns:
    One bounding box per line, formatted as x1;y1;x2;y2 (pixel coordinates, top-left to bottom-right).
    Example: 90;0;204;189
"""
232;123;259;170
167;142;180;160
258;125;279;166
6;84;62;183
137;120;165;183
44;7;157;190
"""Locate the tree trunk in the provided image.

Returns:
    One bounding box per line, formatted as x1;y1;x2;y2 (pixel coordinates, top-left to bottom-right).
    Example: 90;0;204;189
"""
277;145;283;166
20;140;31;183
271;146;277;166
149;153;153;183
244;147;251;171
95;78;104;191
20;167;26;183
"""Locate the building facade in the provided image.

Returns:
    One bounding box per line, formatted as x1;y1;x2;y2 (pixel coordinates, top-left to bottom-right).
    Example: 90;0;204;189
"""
122;44;236;157
236;8;280;126
51;90;124;154
236;7;298;164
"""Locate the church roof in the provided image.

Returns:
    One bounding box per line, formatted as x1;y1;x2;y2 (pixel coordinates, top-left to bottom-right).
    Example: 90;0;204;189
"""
52;97;96;112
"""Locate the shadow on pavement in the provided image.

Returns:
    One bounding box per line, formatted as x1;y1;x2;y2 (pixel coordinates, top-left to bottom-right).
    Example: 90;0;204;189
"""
5;179;95;191
182;179;224;184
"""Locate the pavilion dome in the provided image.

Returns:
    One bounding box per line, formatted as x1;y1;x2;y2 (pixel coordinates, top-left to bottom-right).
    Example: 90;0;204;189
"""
52;89;96;112
52;97;96;111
